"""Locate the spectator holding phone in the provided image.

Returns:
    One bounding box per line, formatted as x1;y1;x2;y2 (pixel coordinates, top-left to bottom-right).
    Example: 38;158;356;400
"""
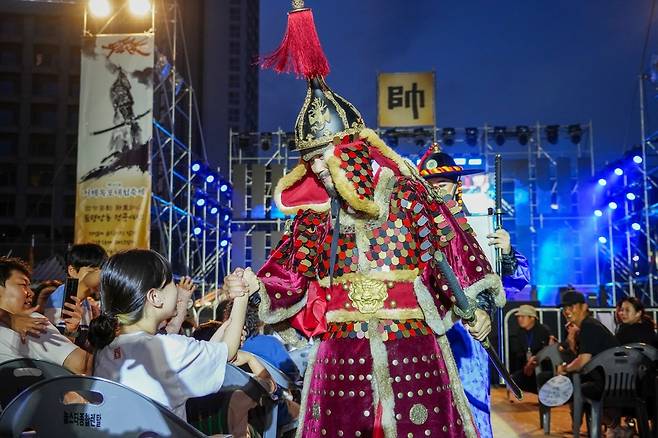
42;243;107;346
90;249;258;420
0;257;92;374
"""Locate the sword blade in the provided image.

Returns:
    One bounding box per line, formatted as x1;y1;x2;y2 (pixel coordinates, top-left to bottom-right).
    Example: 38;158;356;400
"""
483;338;523;400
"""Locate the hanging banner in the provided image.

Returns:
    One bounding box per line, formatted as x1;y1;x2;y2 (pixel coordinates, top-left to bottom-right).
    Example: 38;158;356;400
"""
377;71;435;128
75;34;154;253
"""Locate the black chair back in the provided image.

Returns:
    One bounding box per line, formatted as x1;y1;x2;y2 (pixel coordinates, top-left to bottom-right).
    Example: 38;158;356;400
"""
582;346;649;403
0;358;72;411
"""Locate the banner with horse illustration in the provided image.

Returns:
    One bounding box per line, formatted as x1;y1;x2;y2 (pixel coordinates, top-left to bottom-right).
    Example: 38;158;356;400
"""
75;34;154;253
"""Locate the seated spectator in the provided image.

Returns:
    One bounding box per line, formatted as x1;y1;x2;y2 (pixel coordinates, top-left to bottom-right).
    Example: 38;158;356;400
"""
509;305;553;393
616;297;657;346
90;249;258;420
0;256;92;374
557;290;619;400
40;243;107;346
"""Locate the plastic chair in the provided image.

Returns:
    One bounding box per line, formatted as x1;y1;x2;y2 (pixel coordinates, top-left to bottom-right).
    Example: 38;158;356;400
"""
572;346;651;438
0;358;72;412
625;343;658;438
187;363;270;436
533;344;563;435
0;375;206;437
250;355;301;438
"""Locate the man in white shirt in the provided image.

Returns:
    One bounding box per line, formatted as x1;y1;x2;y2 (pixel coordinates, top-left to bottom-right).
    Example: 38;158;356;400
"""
0;257;91;374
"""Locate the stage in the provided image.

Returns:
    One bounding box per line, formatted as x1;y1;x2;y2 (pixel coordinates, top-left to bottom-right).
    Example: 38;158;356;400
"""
491;387;586;437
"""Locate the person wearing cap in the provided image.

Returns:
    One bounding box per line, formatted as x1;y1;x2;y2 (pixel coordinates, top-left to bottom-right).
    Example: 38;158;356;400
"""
556;290;618;398
246;2;506;436
508;305;553;394
417;144;531;437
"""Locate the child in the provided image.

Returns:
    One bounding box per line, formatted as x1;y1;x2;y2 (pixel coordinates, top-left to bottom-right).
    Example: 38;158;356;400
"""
41;243;107;344
89;249;258;420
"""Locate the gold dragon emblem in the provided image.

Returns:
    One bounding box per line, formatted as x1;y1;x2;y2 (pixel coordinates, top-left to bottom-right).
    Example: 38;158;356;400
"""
347;275;388;314
308;97;332;133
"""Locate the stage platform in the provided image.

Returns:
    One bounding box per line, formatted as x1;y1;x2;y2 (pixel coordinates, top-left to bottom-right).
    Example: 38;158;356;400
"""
490;387;587;437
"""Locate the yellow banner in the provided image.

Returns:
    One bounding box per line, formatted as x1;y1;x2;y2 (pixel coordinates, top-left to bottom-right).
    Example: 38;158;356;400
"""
378;72;435;128
75;34;153;254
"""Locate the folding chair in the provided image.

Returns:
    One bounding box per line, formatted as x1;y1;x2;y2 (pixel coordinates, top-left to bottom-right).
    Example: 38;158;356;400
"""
0;375;206;437
572;346;651;438
0;358;72;412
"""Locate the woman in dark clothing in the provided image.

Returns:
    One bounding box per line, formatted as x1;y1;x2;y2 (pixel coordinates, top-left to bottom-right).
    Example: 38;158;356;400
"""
616;297;657;345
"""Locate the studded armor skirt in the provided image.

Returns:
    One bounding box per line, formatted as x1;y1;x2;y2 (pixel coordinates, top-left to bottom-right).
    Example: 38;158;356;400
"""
297;319;479;438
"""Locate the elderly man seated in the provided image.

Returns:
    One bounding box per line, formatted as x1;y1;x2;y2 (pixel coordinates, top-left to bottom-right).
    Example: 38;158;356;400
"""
509;304;553;393
0;257;91;374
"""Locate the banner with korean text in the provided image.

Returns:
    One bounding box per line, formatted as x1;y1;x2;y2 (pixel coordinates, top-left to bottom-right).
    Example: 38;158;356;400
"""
75;34;153;253
377;72;435;128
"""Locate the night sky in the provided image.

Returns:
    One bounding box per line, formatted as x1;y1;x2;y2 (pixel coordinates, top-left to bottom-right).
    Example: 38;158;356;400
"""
259;0;658;167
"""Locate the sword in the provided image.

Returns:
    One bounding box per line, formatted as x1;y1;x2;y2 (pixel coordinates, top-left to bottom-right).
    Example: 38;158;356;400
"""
433;250;524;400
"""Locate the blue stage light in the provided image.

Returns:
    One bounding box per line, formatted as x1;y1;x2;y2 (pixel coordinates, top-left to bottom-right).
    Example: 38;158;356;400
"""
633;155;643;164
626;193;636;201
614;168;623;176
598;178;607;186
223;213;230;222
608;201;618;210
598;236;607;244
454;158;466;165
205;174;215;183
633;255;640;262
631;222;641;231
220;239;229;248
220;184;229;192
209;206;219;215
191;162;202;173
594;209;603;217
468;158;483;166
193;226;202;236
196;198;206;207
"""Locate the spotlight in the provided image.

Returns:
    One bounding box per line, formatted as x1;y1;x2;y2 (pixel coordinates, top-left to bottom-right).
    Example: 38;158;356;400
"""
626;193;637;201
631;222;641;231
220;239;229;248
414;129;427;148
191;162;202;173
633;155;643;164
209;206;219;215
205;174;215;184
545;125;559;145
193;226;202;236
220;183;229;193
196;198;206;207
608;201;618;210
285;132;296;149
550;192;559;210
493;126;506;146
128;0;152;16
89;0;111;17
633;255;640;262
568;124;582;144
223;213;230;222
614;168;623;176
465;127;478;146
598;236;608;244
467;158;483;166
454;158;467;165
441;128;455;146
516;126;530;146
597;178;607;186
383;130;399;147
594;209;603;217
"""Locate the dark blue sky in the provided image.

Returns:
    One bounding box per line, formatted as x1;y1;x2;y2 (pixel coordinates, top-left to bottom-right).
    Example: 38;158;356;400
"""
259;0;658;167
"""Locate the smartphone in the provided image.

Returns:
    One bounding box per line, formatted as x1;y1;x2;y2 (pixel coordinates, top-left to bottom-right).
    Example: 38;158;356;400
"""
61;277;79;315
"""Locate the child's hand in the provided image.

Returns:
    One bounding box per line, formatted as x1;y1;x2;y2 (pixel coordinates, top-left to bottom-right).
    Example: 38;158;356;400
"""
10;308;48;343
242;268;260;296
177;276;196;297
62;296;83;335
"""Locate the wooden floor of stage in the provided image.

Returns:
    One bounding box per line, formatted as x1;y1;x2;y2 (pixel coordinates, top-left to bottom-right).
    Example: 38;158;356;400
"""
490;387;585;437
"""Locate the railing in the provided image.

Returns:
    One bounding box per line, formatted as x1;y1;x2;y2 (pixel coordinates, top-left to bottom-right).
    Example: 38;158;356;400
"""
502;306;658;370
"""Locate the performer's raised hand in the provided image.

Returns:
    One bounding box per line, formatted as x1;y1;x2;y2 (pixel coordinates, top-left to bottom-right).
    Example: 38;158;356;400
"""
486;228;512;255
467;308;492;341
241;267;260;296
224;270;248;300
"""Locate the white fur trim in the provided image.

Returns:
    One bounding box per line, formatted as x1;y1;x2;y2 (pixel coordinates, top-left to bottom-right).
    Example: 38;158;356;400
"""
294;342;320;438
367;320;398;438
258;287;308;325
464;273;506;308
413;276;455;336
